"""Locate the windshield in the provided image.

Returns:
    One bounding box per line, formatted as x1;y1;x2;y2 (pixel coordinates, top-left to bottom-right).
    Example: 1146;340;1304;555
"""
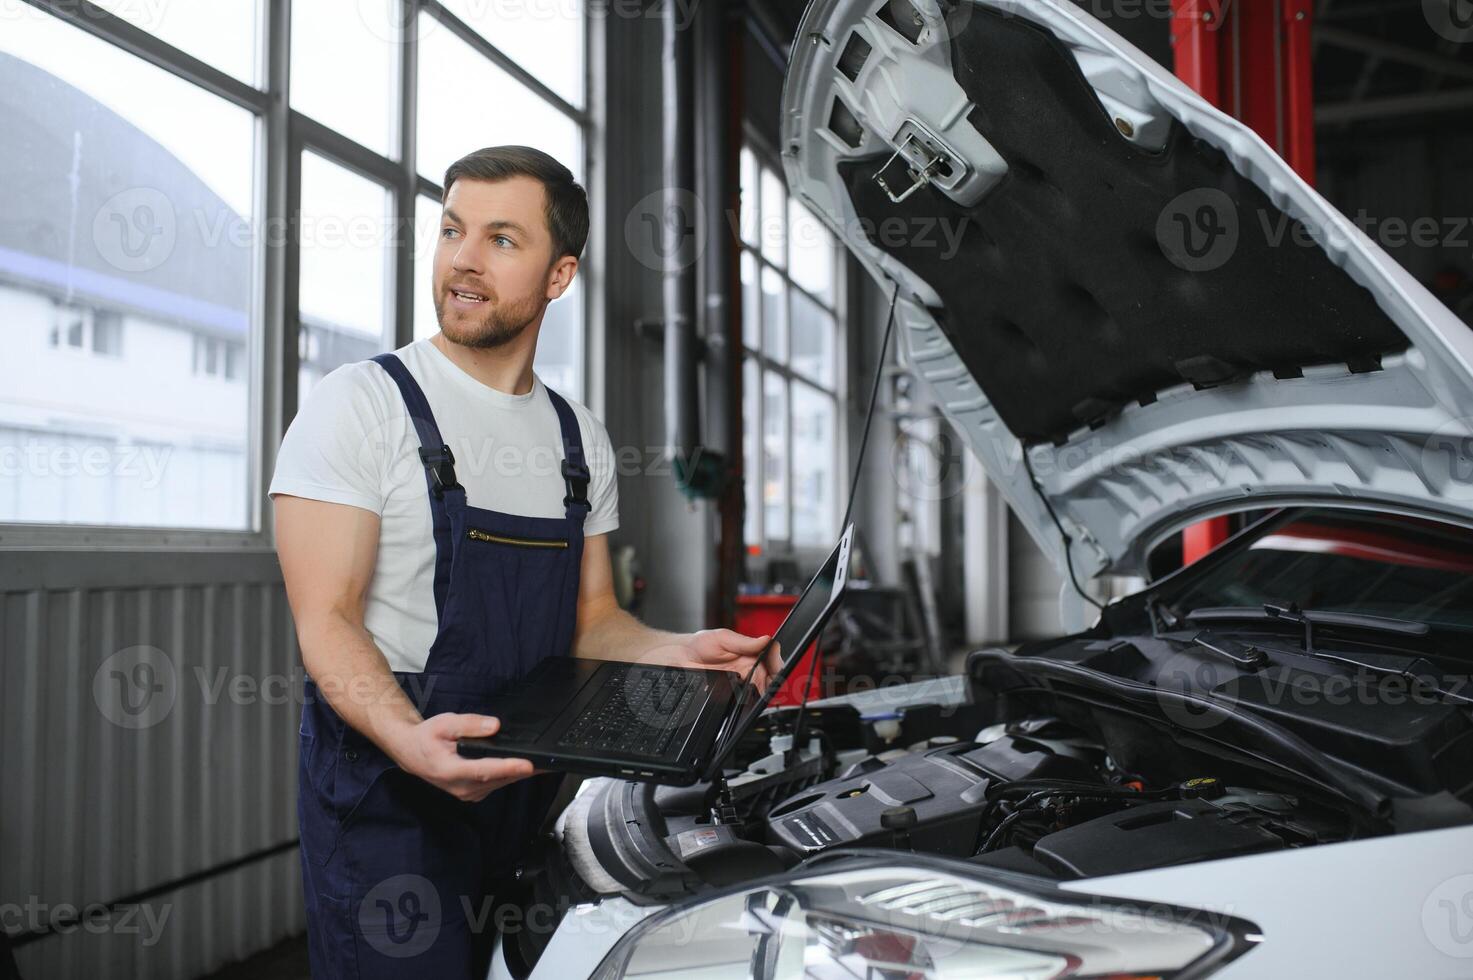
1165;508;1473;633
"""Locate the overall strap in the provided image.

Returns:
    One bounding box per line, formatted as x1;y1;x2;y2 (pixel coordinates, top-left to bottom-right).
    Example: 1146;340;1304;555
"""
371;353;457;620
544;386;592;524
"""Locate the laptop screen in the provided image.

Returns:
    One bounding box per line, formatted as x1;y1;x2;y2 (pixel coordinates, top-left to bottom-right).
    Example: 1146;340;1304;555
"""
705;524;853;775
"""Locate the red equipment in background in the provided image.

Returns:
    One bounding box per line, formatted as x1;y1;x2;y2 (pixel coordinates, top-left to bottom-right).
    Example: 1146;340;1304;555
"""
1171;0;1316;563
733;593;823;706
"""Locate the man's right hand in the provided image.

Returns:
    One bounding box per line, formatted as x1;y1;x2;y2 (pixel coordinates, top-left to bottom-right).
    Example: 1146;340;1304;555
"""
389;713;535;803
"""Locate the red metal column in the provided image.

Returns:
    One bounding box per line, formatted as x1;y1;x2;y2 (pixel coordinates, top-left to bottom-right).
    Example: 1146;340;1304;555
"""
1281;0;1317;181
1171;0;1316;563
1170;0;1223;101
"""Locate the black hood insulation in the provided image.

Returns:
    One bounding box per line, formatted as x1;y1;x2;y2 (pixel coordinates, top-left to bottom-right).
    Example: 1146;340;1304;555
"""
837;7;1409;445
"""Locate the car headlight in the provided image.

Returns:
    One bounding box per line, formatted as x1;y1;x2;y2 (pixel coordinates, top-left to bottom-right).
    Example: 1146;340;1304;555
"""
592;854;1258;979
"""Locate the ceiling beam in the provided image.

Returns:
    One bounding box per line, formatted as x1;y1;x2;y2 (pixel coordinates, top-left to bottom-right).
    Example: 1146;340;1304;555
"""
1315;85;1473;123
1315;24;1473;83
1320;0;1425;19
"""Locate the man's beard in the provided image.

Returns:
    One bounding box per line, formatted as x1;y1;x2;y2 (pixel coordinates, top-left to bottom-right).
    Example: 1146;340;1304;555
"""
434;286;544;350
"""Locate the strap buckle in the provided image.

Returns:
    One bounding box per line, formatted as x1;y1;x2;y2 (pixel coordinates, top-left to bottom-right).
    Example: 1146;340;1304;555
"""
561;458;590;509
419;444;460;496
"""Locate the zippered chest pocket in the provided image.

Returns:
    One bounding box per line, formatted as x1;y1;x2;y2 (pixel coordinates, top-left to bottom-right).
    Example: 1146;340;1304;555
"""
466;527;569;550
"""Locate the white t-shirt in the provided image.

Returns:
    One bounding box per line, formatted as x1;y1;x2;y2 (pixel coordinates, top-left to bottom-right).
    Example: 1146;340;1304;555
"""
268;339;618;672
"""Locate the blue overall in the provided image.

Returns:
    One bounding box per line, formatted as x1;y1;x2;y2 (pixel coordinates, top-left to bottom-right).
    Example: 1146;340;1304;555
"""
297;352;589;979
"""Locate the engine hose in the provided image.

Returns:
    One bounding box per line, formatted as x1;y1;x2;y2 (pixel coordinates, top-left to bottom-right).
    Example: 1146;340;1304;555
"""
975;787;1171;855
985;778;1175;803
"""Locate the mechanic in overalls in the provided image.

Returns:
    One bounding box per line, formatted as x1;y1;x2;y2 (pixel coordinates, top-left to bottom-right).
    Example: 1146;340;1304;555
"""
270;145;777;979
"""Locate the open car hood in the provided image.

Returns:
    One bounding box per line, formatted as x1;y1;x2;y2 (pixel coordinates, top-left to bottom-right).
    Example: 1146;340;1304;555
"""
781;0;1473;585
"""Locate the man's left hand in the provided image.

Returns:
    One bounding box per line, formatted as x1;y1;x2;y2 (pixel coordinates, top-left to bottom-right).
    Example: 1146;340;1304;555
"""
646;629;784;689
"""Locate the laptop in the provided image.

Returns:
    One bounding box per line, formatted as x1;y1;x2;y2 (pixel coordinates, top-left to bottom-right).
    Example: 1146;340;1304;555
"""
456;523;854;785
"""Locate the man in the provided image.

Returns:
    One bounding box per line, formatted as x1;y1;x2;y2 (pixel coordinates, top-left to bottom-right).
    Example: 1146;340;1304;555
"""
270;145;775;979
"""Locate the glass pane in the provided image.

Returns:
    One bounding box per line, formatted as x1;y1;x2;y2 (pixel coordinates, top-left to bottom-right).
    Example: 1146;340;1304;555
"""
739;146;759;246
743;357;760;549
790;289;836;387
292;0;399;155
761;266;786;360
418;13;583;186
414;193;444;341
762;372;789;542
760;167;786;267
0;10;257;529
740;250;759;349
298;153;392;398
437;0;585;107
535;277;584;397
91;0;263;85
792;383;837;548
788;198;836;306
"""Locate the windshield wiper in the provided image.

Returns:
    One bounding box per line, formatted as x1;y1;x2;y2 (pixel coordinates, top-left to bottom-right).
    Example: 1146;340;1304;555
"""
1160;627;1266;672
1184;604;1471;704
1144;596;1182;635
1185;602;1429;654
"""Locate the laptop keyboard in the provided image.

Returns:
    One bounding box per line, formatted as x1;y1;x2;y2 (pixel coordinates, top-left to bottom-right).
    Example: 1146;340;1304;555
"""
557;666;701;758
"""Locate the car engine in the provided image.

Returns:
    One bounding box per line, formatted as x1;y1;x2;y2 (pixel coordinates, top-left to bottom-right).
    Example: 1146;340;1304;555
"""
498;631;1473;975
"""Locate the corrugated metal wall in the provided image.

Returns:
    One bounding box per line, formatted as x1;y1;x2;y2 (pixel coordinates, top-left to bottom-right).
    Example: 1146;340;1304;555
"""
1;551;302;979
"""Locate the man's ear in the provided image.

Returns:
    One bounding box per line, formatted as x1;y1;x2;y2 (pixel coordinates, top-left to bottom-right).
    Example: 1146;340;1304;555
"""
546;255;578;300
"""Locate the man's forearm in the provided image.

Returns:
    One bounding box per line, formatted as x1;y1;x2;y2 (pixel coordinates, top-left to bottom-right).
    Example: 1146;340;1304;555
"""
573;601;689;664
299;611;425;762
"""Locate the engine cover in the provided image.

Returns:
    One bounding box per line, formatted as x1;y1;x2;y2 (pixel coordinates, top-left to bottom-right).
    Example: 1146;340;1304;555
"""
1029;797;1287;878
765;728;1101;857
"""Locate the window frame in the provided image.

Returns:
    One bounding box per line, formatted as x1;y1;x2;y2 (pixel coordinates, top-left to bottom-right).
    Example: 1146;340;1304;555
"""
0;0;595;549
740;129;847;563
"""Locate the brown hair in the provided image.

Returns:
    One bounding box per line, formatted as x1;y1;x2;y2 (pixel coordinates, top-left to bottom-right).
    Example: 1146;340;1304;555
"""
442;145;589;263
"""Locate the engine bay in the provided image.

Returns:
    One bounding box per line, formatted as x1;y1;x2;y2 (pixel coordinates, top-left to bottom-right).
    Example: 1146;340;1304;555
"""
504;627;1473;973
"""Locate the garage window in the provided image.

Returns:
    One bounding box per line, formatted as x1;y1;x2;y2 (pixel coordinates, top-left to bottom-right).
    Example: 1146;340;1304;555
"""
0;6;259;532
741;142;845;555
0;0;590;538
